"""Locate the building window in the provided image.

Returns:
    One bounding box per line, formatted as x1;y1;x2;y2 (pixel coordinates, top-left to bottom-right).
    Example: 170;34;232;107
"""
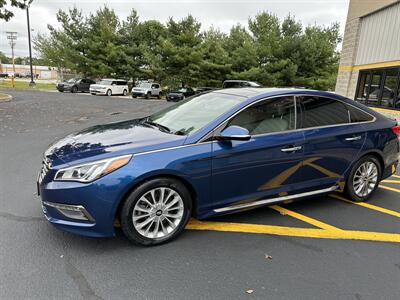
355;67;400;109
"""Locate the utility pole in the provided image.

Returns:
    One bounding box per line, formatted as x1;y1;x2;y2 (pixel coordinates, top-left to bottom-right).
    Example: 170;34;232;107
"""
26;5;35;86
6;31;17;87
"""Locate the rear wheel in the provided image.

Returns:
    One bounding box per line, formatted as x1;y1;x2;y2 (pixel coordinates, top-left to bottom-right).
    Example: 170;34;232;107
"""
123;89;128;96
345;155;381;202
157;92;162;99
120;178;192;246
107;89;112;96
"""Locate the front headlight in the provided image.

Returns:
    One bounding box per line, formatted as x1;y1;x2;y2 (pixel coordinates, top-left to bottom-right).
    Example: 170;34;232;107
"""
54;154;132;183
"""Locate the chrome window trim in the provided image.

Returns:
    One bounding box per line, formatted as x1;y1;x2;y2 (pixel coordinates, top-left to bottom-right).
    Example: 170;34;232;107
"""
199;93;376;142
134;94;377;156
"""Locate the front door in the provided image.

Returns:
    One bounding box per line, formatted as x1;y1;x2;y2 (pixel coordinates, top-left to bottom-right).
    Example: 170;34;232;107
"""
210;96;305;211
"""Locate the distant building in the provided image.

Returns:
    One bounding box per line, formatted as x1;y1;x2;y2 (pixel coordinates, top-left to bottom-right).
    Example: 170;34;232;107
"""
0;63;58;80
336;0;400;110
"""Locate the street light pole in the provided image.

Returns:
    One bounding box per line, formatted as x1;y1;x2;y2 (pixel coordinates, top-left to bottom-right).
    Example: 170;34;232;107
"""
6;31;17;87
26;5;35;86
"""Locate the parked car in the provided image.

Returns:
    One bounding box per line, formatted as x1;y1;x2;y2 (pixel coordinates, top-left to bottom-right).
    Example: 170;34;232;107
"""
196;87;217;94
131;82;162;99
166;87;196;102
37;88;399;246
0;73;8;78
90;79;128;96
222;80;261;88
57;78;96;93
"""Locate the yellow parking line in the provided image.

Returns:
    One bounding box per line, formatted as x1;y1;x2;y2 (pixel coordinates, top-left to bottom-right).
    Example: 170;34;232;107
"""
186;219;400;243
379;185;400;193
382;179;400;184
392;175;400;179
269;205;341;231
329;194;400;218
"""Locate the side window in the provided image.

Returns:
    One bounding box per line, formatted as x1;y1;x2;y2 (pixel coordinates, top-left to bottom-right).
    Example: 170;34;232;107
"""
111;81;116;85
298;96;350;128
346;104;374;123
228;96;296;135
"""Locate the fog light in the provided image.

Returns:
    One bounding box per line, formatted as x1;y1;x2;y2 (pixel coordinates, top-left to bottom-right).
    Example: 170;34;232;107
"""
43;201;94;222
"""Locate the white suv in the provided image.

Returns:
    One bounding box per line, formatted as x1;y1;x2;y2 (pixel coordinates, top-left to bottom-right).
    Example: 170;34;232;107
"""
131;82;162;99
90;79;129;96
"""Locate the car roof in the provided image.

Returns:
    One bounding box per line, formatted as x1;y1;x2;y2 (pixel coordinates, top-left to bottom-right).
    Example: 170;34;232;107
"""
212;87;338;99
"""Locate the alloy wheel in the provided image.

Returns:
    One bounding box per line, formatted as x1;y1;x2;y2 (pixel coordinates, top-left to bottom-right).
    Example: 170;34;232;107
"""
352;161;378;197
132;187;184;240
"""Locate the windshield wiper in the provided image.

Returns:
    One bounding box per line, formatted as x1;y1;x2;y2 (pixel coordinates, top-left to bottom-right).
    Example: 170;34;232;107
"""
143;118;174;134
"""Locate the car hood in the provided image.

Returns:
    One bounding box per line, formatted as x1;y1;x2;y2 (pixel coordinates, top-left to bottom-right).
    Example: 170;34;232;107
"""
90;84;109;89
44;119;186;166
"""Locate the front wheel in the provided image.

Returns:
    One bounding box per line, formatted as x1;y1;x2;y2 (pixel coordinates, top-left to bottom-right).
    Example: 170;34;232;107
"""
120;178;192;246
107;89;112;96
345;155;381;202
145;92;151;99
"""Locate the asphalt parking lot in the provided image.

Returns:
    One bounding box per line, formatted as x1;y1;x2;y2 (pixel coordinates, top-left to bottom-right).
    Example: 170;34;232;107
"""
1;89;399;300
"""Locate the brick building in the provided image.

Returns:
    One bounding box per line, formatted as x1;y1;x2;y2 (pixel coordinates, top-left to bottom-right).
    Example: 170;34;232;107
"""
335;0;400;109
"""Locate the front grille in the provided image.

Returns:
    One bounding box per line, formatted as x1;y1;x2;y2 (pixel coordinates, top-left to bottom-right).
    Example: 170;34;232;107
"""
38;157;52;184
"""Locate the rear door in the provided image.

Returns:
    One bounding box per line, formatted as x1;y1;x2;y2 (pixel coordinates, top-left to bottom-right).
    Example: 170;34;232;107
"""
297;95;367;189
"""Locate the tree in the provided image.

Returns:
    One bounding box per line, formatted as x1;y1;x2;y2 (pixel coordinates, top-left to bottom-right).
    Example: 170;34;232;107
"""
0;51;11;64
161;15;203;87
0;0;32;21
33;7;341;90
198;28;231;87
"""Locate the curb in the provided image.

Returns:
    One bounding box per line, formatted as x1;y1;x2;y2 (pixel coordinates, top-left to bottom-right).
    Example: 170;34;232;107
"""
0;93;12;102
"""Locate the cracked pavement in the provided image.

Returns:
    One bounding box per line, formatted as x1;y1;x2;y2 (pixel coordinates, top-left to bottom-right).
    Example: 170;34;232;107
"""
0;89;399;300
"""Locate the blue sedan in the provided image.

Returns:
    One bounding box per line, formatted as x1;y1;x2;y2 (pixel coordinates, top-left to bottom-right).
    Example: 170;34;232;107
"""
37;88;400;246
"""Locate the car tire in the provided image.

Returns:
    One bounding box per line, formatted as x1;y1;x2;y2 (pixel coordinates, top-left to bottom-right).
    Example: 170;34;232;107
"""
132;95;137;98
145;92;151;99
107;89;112;96
123;89;128;96
91;93;96;95
345;155;381;202
120;178;192;246
157;93;161;99
71;86;78;93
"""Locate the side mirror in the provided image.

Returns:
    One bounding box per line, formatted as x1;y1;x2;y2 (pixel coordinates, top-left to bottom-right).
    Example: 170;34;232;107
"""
216;125;251;141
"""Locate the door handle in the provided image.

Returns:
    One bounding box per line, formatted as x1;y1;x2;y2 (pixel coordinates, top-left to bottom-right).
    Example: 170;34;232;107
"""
345;136;362;141
281;146;302;152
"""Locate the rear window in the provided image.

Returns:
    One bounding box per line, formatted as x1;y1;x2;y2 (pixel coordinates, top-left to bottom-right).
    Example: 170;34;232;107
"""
298;96;350;128
346;105;374;123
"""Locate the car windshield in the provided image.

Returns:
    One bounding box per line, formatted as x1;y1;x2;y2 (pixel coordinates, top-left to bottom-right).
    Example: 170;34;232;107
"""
67;78;78;83
98;80;113;85
138;83;152;88
148;92;244;135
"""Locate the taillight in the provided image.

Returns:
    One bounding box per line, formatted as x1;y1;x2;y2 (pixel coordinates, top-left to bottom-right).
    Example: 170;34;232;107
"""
392;125;400;137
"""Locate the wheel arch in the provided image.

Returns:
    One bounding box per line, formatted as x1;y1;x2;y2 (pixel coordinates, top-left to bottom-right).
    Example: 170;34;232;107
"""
113;173;198;225
354;150;385;177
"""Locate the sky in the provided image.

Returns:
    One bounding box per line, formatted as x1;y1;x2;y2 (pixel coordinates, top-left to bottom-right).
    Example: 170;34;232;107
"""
0;0;349;58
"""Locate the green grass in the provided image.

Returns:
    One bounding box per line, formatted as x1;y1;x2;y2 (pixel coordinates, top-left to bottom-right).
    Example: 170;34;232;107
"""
0;79;56;90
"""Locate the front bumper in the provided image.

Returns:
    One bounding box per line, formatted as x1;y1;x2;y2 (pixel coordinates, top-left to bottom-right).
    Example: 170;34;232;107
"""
132;91;146;97
57;86;71;92
37;166;136;238
90;89;107;95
